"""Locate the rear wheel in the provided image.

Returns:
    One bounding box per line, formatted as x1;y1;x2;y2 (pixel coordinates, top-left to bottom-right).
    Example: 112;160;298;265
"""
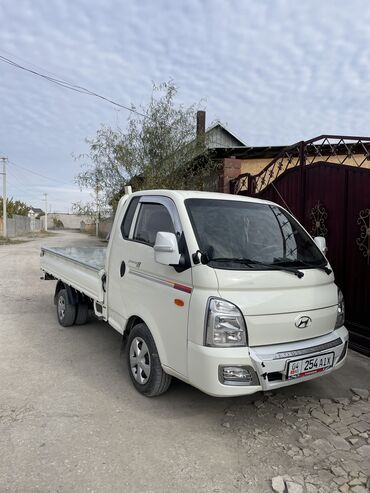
127;323;172;397
56;289;77;327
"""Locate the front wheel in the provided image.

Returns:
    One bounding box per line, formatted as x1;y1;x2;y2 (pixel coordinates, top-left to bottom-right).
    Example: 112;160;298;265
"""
127;323;172;397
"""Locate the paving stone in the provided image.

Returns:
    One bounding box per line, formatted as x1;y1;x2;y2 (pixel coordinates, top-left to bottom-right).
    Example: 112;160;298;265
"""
351;486;368;493
351;401;370;415
312;438;335;454
305;475;320;485
356;444;370;458
328;435;351;451
339;484;349;493
334;398;350;405
358;472;367;483
333;476;348;486
306;484;318;493
320;399;333;405
358;432;368;439
291;475;304;485
337;429;352;439
311;410;334;426
349;438;359;445
341;416;360;426
323;404;340;415
331;465;347;476
361;412;370;423
307;423;335;439
286;481;303;493
318;469;335;483
339;460;362;475
351;388;370;400
352;421;370;433
349;478;362;486
271;476;285;493
285;399;303;410
352;395;361;402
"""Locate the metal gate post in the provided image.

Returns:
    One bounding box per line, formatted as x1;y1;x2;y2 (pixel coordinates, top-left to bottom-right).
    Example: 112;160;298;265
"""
299;141;306;223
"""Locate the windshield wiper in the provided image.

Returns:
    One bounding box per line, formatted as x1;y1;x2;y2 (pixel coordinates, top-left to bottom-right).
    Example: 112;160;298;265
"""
209;257;304;279
273;258;332;275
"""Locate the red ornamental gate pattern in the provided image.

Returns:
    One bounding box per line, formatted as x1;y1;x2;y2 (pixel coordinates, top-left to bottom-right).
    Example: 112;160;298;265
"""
231;136;370;356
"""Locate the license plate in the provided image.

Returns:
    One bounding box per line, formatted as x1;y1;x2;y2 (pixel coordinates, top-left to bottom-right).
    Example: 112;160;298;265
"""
287;352;334;380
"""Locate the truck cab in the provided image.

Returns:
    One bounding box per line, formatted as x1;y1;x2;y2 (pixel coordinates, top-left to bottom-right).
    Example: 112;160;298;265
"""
41;190;348;397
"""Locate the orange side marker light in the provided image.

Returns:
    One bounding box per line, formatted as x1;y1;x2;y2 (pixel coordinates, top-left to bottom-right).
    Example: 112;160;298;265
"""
174;299;184;307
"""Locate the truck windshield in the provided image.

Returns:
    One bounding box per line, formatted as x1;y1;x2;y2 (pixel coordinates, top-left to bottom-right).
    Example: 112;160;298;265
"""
185;199;326;270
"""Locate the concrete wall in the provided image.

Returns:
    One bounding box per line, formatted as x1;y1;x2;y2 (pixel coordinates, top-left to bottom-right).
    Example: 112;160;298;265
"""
98;218;113;239
80;221;96;235
40;213;92;230
0;215;41;238
80;218;113;238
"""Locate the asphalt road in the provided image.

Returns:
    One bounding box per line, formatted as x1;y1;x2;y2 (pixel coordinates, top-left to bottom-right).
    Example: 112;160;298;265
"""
0;231;369;493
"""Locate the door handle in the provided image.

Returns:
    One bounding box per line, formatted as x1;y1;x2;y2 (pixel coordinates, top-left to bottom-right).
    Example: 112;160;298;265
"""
120;261;126;277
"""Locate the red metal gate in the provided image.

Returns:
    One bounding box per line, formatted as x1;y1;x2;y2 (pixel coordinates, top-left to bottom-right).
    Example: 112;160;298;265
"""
232;136;370;355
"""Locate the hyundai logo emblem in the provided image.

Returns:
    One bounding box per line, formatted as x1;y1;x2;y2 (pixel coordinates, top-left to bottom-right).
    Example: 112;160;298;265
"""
295;315;312;329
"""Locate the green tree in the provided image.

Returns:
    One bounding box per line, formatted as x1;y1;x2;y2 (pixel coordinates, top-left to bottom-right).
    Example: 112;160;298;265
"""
75;81;218;211
0;197;30;217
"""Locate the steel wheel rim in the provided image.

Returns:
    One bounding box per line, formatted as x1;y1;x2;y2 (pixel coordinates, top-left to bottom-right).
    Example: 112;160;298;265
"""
129;337;151;384
58;296;65;320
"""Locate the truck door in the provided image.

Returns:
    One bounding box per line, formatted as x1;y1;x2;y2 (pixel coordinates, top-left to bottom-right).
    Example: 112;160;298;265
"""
108;195;192;378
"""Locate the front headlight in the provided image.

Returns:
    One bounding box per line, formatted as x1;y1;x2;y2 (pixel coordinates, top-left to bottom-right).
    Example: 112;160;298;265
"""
205;298;247;347
335;288;345;329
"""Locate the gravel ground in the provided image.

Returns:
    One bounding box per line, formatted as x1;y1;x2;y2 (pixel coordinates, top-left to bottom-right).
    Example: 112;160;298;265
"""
0;231;369;493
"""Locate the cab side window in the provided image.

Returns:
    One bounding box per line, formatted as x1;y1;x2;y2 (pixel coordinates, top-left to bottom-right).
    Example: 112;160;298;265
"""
133;203;175;246
121;197;140;239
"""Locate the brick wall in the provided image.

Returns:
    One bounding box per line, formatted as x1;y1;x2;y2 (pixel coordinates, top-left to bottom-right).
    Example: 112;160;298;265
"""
219;158;242;193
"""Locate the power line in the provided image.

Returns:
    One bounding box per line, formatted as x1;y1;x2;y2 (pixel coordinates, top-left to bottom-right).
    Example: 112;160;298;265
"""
0;54;146;118
8;160;74;186
6;167;45;201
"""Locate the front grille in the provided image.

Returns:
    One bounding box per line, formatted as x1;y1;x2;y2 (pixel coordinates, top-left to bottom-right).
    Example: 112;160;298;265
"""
273;337;342;360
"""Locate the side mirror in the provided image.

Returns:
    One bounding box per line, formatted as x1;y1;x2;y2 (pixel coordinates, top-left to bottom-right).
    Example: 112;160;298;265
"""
314;236;328;255
154;232;181;265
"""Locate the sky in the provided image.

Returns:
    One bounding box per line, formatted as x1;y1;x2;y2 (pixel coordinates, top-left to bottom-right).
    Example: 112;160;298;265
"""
1;0;370;211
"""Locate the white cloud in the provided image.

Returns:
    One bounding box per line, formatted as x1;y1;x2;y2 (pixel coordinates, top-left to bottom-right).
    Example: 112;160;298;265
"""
1;0;370;209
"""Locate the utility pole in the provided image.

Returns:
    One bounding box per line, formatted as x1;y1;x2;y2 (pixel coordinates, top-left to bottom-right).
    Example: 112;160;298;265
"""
95;184;99;237
44;193;48;232
0;157;7;238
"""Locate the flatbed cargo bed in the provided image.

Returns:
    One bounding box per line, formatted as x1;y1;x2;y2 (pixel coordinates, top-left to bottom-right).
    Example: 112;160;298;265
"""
40;246;106;302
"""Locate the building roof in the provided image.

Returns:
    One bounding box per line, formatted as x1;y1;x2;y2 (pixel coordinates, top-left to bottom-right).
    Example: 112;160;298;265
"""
205;123;247;148
29;207;44;214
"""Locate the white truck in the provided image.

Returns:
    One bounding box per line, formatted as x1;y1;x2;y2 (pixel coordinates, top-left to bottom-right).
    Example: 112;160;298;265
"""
40;190;348;397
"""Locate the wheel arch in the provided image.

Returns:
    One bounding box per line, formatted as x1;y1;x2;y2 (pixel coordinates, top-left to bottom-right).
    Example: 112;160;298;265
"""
54;280;79;306
121;314;167;366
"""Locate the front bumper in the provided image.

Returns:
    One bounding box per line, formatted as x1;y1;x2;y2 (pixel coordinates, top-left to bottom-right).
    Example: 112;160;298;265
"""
188;326;348;397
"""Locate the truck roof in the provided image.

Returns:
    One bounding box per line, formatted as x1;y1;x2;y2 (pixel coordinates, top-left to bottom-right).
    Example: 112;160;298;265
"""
129;189;273;205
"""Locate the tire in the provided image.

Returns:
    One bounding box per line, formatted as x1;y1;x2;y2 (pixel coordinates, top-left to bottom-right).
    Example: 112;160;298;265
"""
127;323;172;397
56;289;77;327
75;303;89;325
